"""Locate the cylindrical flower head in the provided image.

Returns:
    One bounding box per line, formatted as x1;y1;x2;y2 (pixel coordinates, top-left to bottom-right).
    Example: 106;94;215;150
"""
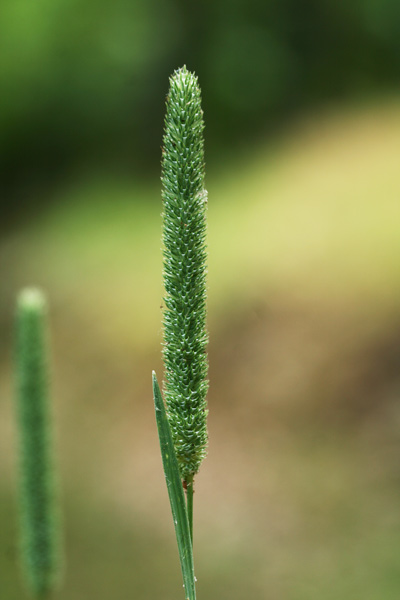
15;288;61;598
162;66;208;483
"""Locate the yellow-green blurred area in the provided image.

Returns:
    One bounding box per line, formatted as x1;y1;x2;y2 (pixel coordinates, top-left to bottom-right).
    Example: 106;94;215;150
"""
1;1;400;599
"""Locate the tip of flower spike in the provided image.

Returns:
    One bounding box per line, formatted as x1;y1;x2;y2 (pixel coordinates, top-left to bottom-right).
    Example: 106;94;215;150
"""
18;288;47;312
170;65;199;91
174;65;188;75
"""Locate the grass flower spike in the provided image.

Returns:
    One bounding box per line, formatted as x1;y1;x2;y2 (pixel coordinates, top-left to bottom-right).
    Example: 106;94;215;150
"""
162;66;209;487
153;66;208;599
14;288;61;598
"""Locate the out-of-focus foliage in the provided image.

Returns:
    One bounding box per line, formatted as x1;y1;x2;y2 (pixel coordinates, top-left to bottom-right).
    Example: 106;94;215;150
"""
1;0;400;217
0;0;178;186
14;289;62;598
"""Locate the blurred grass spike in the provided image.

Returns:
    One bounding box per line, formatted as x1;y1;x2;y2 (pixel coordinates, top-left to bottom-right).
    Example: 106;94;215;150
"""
14;288;62;598
161;65;209;487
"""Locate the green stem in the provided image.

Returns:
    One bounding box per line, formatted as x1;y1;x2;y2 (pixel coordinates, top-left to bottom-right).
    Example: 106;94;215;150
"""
185;476;194;546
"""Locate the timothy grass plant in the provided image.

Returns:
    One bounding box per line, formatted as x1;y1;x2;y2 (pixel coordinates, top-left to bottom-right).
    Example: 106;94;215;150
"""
153;66;209;600
14;288;62;598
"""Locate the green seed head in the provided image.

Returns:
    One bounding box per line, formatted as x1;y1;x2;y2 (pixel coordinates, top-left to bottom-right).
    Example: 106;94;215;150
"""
15;288;62;598
162;66;208;482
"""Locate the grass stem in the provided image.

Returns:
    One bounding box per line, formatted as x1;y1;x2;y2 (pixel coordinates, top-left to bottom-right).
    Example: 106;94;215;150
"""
185;477;194;546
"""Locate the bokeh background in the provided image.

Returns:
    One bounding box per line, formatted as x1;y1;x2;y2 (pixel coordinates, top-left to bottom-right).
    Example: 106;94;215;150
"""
1;1;400;598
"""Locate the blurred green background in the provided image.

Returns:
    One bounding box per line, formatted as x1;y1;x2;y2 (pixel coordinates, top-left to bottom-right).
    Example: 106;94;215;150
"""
1;1;400;598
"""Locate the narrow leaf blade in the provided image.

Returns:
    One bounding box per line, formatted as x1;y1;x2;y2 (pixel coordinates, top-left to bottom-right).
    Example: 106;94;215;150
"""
152;371;196;600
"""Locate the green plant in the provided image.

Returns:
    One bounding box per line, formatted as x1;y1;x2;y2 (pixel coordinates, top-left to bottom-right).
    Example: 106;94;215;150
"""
14;288;62;598
153;66;208;600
